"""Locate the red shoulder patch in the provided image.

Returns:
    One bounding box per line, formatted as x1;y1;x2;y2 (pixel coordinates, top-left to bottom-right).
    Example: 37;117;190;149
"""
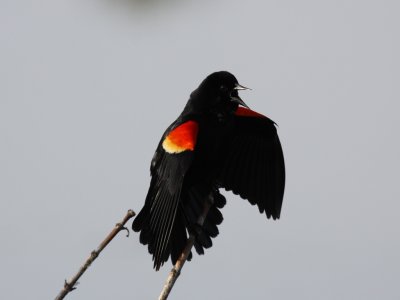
162;120;199;153
235;107;266;118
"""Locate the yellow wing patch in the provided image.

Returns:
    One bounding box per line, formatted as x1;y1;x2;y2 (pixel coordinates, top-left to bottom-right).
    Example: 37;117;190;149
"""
162;120;199;154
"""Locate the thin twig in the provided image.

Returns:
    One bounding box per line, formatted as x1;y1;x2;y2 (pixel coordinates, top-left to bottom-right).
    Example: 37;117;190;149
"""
158;197;213;300
55;209;136;300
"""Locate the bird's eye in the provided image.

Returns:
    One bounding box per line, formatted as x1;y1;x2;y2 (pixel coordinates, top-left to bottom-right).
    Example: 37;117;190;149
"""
220;85;227;91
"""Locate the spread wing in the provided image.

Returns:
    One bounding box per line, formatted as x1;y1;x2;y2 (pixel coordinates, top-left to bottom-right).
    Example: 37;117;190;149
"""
218;107;285;219
132;119;199;270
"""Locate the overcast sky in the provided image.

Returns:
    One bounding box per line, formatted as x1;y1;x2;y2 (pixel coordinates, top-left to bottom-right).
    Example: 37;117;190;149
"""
1;0;399;299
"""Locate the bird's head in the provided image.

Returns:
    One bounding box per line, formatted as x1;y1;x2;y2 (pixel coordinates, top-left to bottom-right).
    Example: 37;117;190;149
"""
188;71;250;113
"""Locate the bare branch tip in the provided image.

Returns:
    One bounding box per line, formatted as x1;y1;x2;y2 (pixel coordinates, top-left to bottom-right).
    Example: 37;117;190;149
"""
55;209;136;300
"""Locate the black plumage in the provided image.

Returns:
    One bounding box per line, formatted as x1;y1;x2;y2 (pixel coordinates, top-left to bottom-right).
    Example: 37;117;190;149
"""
132;71;285;270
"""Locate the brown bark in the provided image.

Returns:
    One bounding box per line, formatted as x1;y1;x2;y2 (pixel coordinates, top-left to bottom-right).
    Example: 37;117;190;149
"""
54;209;136;300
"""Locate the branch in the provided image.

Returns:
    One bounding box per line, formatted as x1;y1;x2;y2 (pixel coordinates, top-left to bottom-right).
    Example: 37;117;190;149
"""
158;197;213;300
55;209;136;300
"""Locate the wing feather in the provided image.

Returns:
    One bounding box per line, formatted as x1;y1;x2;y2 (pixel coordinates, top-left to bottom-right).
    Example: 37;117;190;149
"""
218;109;285;219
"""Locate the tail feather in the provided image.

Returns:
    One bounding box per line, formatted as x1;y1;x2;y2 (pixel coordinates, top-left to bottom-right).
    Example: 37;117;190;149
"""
132;187;226;270
184;188;226;256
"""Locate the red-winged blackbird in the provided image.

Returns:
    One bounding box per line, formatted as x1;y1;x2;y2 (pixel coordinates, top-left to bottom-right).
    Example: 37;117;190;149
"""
132;71;285;270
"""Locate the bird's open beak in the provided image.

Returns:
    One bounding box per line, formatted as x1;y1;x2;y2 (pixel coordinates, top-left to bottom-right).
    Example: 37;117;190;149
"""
234;83;252;91
231;95;249;108
231;83;251;108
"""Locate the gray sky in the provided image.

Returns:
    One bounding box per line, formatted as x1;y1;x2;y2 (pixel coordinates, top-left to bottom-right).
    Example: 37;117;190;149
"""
1;0;399;299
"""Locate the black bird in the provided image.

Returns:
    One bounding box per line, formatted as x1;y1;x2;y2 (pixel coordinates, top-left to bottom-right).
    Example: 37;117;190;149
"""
132;71;285;270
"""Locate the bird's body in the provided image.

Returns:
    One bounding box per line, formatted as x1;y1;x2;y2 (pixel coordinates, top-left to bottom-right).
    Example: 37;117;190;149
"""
132;71;285;270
